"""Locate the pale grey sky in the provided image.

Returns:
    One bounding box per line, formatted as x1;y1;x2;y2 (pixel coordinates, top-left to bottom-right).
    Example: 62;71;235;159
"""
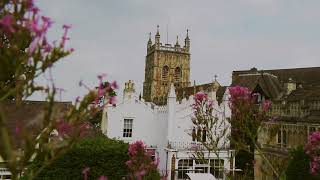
34;0;320;101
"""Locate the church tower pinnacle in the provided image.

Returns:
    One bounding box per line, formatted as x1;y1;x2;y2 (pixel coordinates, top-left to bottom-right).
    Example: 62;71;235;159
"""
147;32;152;49
155;25;160;48
184;29;190;52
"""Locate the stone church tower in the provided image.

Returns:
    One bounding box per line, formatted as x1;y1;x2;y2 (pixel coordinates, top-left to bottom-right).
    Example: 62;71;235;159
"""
143;26;191;105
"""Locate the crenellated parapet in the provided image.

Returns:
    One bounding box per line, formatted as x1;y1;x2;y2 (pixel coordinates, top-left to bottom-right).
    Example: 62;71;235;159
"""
147;25;190;55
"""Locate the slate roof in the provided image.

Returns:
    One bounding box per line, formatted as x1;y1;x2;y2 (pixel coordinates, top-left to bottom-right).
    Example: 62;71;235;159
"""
0;100;71;149
286;86;320;102
233;67;320;86
232;72;284;100
232;67;320;123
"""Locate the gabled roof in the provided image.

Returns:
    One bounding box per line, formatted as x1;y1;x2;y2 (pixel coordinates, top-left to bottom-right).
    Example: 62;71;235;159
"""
232;72;284;100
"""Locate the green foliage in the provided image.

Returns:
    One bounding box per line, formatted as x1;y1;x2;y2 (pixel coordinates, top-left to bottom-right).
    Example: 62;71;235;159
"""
142;169;161;180
235;150;254;178
32;135;129;180
286;146;320;180
88;110;103;128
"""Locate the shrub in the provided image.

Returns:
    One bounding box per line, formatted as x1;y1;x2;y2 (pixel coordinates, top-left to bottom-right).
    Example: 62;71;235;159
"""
32;135;129;180
286;146;320;180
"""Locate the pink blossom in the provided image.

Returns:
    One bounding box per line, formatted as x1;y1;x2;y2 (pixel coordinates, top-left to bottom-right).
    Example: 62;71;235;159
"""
98;176;108;180
161;177;168;180
82;166;90;180
27;17;41;36
228;86;253;110
305;131;320;175
126;160;133;167
15;123;22;136
69;48;75;53
108;96;117;105
28;37;40;54
43;43;52;53
25;0;34;10
30;7;40;14
60;24;71;48
193;92;208;102
128;141;145;156
97;73;107;81
56;120;72;136
0;15;15;33
262;100;271;112
111;81;119;89
63;24;72;30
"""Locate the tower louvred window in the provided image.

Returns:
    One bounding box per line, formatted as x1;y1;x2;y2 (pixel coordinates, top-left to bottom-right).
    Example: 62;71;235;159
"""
162;66;169;81
174;67;182;81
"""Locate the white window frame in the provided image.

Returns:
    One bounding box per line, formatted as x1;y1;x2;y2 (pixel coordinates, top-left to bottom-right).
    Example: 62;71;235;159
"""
123;118;133;138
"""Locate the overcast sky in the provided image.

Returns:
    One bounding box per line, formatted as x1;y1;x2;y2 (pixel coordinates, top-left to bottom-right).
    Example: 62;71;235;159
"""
33;0;320;101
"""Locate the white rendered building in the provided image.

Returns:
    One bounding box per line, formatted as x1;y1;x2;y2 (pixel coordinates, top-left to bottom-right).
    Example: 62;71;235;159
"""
102;80;235;180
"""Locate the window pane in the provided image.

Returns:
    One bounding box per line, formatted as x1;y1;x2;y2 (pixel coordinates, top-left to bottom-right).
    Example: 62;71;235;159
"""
123;119;133;137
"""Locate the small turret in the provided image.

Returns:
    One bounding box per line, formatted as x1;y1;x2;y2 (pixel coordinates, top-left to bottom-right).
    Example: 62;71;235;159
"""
147;32;152;49
123;80;135;101
184;29;190;52
155;25;160;48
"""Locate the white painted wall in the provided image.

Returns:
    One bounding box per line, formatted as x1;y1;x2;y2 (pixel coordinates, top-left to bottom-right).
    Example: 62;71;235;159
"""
103;83;234;178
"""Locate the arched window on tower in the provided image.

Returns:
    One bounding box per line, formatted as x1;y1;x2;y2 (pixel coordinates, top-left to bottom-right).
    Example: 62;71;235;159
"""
174;67;182;82
162;66;169;81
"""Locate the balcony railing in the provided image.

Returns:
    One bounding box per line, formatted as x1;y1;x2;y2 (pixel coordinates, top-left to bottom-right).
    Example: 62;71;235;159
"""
168;141;206;150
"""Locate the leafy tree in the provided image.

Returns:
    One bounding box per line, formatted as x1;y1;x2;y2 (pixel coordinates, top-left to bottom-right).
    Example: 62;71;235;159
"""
31;135;129;180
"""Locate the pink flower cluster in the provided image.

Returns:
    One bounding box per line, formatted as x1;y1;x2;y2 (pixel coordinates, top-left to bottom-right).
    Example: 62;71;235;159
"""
96;74;118;106
56;120;91;138
228;86;252;104
192;92;213;111
194;92;208;102
0;0;73;56
305;131;320;175
81;166;108;180
126;141;161;180
228;86;256;114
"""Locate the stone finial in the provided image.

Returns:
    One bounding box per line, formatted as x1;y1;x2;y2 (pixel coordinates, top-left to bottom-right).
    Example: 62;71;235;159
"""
155;25;160;46
175;35;180;48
